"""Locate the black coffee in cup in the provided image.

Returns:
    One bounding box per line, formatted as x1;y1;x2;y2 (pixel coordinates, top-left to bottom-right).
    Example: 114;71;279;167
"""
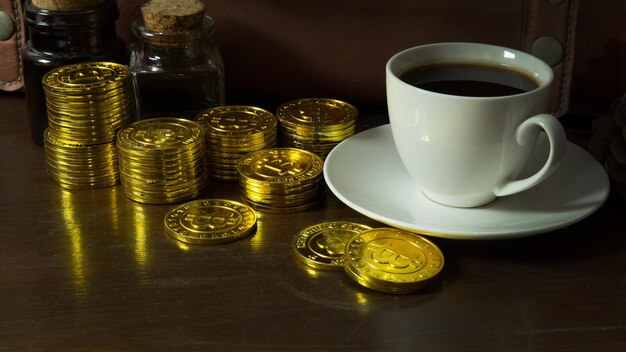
400;61;541;97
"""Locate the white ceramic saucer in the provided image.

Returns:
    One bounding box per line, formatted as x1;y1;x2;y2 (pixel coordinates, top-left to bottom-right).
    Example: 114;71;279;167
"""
324;124;610;240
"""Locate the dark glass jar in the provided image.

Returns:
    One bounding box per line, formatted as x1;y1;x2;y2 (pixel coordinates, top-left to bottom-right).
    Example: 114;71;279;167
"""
129;16;225;119
22;0;123;145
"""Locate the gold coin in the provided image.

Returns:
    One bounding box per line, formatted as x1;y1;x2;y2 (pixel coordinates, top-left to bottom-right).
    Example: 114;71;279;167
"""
240;179;321;195
292;221;372;271
195;105;277;138
276;98;358;131
42;62;130;95
45;90;132;109
123;187;203;205
164;199;257;245
279;126;355;143
343;228;444;294
116;118;204;153
240;184;322;204
240;197;320;213
237;147;324;187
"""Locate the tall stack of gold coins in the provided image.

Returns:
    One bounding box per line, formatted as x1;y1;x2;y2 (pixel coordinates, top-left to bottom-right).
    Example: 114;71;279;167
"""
116;118;207;204
276;98;358;158
194;106;277;181
42;62;134;189
237;148;324;212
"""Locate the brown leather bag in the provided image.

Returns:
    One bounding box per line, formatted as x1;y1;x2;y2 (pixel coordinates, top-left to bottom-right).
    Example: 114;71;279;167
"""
0;0;25;92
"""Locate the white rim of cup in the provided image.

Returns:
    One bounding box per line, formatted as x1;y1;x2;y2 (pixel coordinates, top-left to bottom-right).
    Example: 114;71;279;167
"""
386;42;554;101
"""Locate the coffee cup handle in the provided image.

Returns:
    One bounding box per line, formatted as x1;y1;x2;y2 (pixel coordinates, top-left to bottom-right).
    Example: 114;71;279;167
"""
494;114;567;197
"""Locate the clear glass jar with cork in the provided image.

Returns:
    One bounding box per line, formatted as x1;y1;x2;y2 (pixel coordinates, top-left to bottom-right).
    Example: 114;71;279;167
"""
129;0;225;119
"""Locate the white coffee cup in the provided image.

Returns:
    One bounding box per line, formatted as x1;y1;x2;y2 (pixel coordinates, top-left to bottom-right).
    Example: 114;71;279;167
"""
386;42;566;207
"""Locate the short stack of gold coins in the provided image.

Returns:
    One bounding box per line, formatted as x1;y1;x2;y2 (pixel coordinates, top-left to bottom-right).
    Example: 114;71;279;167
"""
194;106;277;181
276;98;358;158
116;117;207;204
42;62;134;189
237;148;324;212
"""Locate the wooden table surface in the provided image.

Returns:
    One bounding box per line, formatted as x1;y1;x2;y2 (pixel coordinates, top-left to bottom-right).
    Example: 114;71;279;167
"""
1;92;625;351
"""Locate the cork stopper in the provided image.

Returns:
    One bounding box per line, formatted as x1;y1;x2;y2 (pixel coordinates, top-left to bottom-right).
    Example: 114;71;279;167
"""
141;0;205;33
31;0;108;11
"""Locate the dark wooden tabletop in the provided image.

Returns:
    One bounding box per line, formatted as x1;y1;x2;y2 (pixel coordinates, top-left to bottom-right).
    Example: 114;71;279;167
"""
1;92;625;351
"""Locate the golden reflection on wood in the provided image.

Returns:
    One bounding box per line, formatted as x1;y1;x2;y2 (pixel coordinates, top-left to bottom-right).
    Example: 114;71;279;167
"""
130;202;149;269
248;211;265;251
59;189;87;301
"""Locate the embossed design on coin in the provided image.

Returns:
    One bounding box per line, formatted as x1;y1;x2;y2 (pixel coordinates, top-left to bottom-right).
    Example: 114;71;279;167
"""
117;118;203;151
237;148;323;185
43;62;129;94
277;98;357;129
195;105;277;136
344;228;444;294
164;199;257;244
292;221;372;270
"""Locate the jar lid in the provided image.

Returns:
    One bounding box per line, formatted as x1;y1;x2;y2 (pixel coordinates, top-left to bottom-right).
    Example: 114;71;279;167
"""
132;16;215;44
24;0;118;29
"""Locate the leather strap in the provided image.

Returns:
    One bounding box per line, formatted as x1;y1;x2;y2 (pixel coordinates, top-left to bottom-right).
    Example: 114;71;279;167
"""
522;0;579;117
0;0;24;92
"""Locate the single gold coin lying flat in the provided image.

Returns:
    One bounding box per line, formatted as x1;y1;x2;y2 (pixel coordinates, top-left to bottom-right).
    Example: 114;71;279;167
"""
292;221;372;271
164;199;257;245
344;228;444;294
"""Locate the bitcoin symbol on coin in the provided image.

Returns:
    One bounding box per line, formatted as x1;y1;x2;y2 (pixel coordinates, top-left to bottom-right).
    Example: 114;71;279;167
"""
258;157;304;177
364;239;425;273
369;241;410;268
314;231;346;256
184;208;239;230
212;116;251;130
139;127;185;144
63;67;114;84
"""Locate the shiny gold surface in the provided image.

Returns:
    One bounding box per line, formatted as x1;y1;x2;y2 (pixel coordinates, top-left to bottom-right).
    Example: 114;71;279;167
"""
42;62;130;95
116;118;207;204
195;105;278;181
276;98;358;158
276;98;358;130
292;221;372;270
237;148;325;212
41;62;134;189
344;228;444;294
164;199;257;245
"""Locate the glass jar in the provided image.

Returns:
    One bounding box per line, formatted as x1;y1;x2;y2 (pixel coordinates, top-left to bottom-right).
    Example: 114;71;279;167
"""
22;0;123;145
129;16;225;120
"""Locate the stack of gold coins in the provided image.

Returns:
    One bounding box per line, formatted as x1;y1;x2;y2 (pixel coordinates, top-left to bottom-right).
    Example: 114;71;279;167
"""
276;98;358;158
116;117;207;204
292;221;372;271
194;105;277;181
343;228;444;294
44;129;120;189
164;199;257;245
42;62;134;189
237;148;324;212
